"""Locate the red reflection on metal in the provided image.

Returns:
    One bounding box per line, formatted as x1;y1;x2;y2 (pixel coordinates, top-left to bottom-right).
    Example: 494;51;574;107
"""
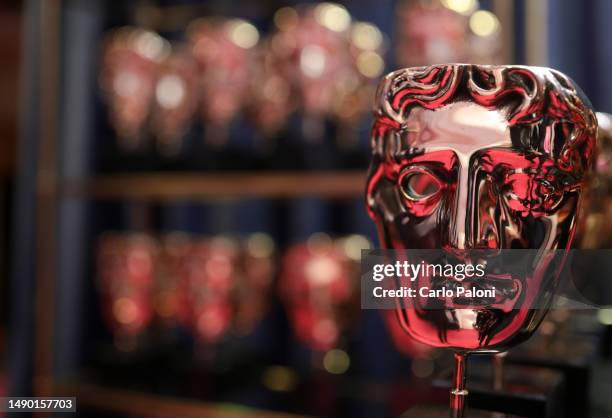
367;64;597;352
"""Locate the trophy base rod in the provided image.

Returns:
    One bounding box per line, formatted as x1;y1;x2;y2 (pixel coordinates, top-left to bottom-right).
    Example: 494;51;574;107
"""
451;352;469;418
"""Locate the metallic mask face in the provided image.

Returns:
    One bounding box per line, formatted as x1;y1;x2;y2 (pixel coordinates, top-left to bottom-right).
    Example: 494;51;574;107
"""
366;64;597;351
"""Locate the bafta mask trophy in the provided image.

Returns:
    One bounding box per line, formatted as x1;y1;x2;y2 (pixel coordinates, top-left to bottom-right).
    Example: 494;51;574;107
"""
366;64;597;417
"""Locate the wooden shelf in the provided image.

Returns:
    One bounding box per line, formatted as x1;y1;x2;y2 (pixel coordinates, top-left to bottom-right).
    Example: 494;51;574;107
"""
51;379;312;418
61;171;367;201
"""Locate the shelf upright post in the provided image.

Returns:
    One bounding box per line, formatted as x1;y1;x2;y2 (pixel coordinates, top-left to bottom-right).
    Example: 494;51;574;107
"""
33;0;62;400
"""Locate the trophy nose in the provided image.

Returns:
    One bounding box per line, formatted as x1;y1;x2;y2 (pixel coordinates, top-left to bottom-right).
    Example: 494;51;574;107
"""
445;206;470;251
446;165;470;250
445;166;500;251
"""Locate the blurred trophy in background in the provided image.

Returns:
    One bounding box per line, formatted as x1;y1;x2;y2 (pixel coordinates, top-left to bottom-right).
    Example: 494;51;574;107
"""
100;28;170;151
97;233;158;351
332;21;386;148
247;40;295;142
280;233;369;371
280;233;353;353
234;233;277;335
151;47;198;156
366;64;597;417
154;233;192;327
268;4;352;141
187;18;259;146
396;0;502;67
181;236;237;352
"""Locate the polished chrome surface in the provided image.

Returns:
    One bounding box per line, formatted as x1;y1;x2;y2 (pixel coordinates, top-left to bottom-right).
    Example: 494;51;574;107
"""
366;64;597;351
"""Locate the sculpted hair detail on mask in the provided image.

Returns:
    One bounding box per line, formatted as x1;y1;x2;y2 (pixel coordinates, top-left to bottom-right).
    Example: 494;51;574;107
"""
369;64;597;178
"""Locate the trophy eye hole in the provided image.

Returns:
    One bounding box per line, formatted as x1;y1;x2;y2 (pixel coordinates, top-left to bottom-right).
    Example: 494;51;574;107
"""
400;170;441;201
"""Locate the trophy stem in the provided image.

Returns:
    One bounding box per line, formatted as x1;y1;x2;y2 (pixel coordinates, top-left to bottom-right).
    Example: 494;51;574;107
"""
450;352;468;418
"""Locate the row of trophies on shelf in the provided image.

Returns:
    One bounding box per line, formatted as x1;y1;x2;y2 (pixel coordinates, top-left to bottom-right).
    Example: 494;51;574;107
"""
101;0;502;155
101;3;386;154
97;231;376;353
